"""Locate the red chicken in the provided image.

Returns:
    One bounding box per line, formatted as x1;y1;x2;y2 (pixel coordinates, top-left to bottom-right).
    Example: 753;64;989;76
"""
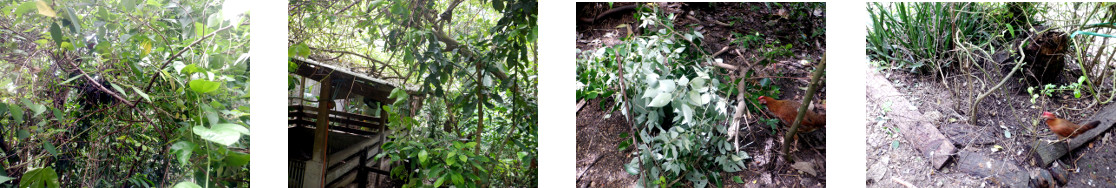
1041;111;1099;139
757;96;826;133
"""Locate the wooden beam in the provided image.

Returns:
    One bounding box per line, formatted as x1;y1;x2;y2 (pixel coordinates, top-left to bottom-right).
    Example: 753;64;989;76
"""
866;67;956;169
311;75;334;187
1029;104;1116;166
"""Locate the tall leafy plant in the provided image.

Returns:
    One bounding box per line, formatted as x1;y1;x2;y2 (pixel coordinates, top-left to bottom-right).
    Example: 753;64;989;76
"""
578;7;748;187
0;0;251;187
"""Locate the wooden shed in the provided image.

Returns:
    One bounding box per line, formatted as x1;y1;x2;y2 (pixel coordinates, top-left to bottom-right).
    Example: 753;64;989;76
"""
287;57;420;187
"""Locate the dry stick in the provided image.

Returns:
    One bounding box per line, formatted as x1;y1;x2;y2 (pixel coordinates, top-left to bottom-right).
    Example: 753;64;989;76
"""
142;24;236;93
710;46;735;70
731;77;748;153
969;39;1028;124
781;54;825;161
891;177;916;188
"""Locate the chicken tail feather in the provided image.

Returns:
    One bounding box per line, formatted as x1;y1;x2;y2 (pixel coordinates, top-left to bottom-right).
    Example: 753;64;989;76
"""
1081;121;1101;132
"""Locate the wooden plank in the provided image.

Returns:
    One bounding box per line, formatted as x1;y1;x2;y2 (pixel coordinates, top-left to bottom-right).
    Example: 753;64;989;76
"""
291;114;384;131
1030;104;1116;166
955;150;1029;187
289;105;385;132
941;123;998;146
290;105;385;124
326;136;381;186
866;68;957;169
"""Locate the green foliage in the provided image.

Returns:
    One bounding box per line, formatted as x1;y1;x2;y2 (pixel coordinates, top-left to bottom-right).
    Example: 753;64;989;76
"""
731;32;764;49
1029;76;1087;103
575;48;619;112
0;0;250;186
579;7;747;187
866;2;1006;73
19;167;58;188
293;0;539;186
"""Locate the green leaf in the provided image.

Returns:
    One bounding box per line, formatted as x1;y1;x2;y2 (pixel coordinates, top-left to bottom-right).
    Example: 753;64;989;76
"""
289;43;310;57
690;76;706;89
493;0;504;11
0;175;14;184
110;83;127;97
451;173;465;185
10;104;23;124
733;176;744;183
688;91;702;105
170;141;196;164
191;123;248;146
648;93;672;107
182;64;201;74
21;99;44;117
207;13;223;29
172;182;201;188
418;150;429;165
624;158;640;175
188;80;220;93
49;22;63;45
194;22;204;39
43;142;57;155
202;104;219;126
130;86;152;102
658;79;676;93
14;2;36;15
58;74;82;85
20;167;59;188
224;151;250;168
681;104;693;124
16;129;28;140
445;153;457;166
433;174;447;187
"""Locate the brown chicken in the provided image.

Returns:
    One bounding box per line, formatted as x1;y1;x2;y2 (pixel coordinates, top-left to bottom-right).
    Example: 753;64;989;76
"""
1042;111;1099;139
757;96;826;133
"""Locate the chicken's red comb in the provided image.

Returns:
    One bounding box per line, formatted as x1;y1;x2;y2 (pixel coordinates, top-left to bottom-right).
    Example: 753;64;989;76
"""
1042;111;1054;117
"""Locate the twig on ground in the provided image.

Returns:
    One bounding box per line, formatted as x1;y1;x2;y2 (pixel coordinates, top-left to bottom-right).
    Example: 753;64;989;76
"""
891;177;917;188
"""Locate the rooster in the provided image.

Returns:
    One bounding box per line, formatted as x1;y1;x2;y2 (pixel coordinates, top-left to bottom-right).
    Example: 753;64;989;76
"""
1041;111;1099;139
757;96;826;133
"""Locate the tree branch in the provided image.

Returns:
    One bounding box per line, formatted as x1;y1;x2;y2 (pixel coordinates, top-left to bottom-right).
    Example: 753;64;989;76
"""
64;61;135;107
143;24;236;93
782;54;825;161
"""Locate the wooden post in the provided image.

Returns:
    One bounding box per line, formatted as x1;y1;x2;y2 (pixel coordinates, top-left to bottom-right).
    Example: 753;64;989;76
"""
305;76;333;188
376;101;388;186
358;145;368;187
1029;104;1116;166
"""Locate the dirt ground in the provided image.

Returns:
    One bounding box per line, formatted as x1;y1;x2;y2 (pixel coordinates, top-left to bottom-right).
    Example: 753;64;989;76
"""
576;2;826;187
865;58;1116;187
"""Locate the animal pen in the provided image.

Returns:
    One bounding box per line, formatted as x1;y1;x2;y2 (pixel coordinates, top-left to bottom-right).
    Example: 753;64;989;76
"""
287;57;421;187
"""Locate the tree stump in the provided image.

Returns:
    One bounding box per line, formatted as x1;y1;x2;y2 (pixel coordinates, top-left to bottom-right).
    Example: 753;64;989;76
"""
1021;31;1068;86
